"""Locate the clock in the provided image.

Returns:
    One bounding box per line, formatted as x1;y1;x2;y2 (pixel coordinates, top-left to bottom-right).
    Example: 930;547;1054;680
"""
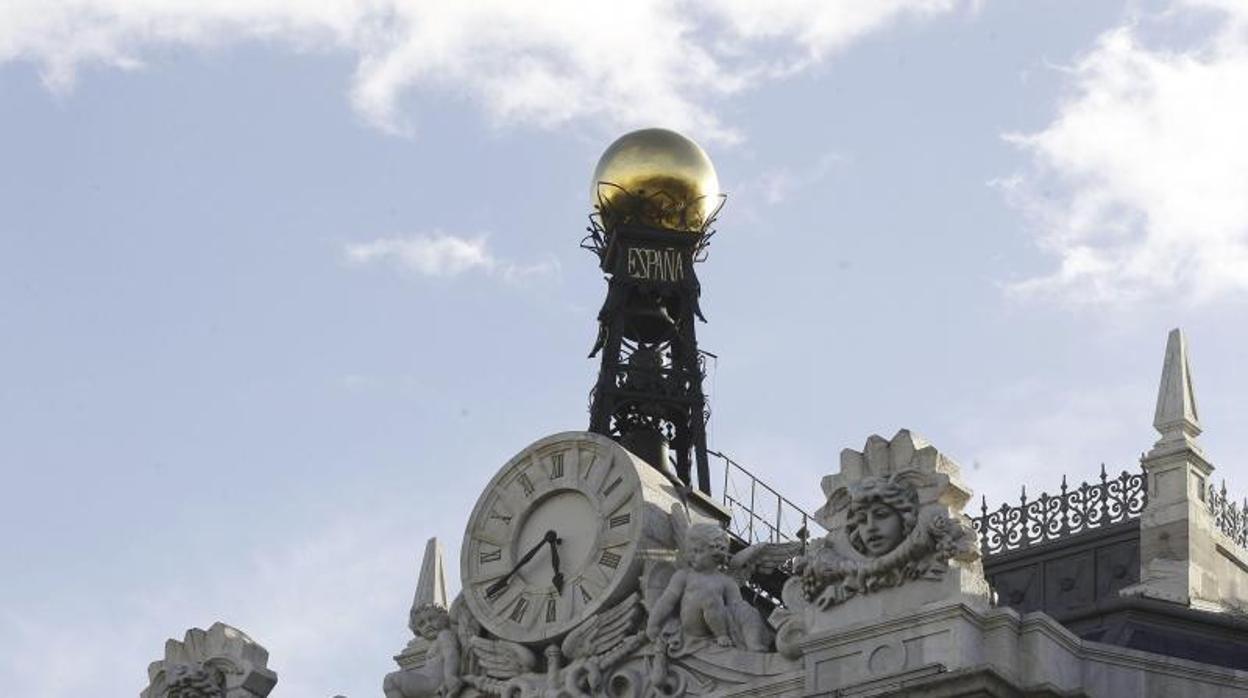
460;431;693;645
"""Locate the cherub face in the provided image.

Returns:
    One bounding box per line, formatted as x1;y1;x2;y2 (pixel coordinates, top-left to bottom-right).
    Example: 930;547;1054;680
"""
852;502;905;557
686;526;729;571
409;606;449;640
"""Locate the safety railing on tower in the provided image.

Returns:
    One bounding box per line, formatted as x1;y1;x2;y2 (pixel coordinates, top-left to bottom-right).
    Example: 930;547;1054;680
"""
709;449;822;546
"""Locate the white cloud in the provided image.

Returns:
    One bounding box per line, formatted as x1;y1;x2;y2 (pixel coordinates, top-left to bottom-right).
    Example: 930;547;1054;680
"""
345;233;495;277
344;232;559;283
0;0;972;142
1002;1;1248;304
737;150;848;207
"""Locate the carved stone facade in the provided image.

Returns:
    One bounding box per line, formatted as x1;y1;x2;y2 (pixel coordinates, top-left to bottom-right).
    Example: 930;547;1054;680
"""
770;430;991;657
141;623;276;698
367;427;1248;698
142;408;1248;697
384;438;805;698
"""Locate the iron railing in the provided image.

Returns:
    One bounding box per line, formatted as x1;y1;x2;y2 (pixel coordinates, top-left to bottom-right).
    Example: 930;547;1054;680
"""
1207;480;1248;549
709;449;821;545
972;465;1148;556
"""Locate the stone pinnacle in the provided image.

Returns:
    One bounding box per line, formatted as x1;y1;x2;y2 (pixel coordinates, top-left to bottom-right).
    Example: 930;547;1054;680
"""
411;537;448;612
1153;328;1201;448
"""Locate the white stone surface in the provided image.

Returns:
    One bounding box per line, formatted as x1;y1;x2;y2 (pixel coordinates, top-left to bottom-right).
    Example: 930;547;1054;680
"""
412;537;449;614
776;429;989;653
1154;328;1202;451
1124;328;1248;610
799;601;1248;697
140;622;276;698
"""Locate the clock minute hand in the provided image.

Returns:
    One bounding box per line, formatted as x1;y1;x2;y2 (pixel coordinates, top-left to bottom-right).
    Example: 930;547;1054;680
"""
486;530;558;598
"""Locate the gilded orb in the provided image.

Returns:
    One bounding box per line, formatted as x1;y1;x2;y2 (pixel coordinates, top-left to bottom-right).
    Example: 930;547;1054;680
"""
591;128;721;233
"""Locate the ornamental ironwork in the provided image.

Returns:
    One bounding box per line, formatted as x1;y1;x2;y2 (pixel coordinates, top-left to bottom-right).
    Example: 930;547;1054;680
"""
581;184;724;263
1207;480;1248;549
584;188;720;494
710;449;821;546
972;465;1148;556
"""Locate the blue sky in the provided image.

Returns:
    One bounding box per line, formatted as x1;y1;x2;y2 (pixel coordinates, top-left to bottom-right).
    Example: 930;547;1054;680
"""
3;1;1248;695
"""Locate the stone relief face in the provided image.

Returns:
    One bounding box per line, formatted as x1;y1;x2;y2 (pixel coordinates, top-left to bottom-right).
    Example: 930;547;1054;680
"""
853;502;905;557
685;525;729;571
842;475;919;558
409;606;449;640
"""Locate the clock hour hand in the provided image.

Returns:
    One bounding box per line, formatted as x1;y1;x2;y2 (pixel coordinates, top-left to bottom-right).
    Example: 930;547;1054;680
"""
549;535;564;594
486;530;558;598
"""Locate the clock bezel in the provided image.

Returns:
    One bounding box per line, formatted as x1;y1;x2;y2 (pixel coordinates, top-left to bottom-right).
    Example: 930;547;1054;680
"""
460;432;645;644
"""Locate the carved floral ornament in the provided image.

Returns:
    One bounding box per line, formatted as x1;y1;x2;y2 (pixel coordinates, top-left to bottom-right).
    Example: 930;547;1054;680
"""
141;623;276;698
795;470;978;606
770;431;984;656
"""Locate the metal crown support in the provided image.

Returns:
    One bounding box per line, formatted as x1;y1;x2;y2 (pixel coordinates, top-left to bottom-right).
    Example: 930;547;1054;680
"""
585;219;713;495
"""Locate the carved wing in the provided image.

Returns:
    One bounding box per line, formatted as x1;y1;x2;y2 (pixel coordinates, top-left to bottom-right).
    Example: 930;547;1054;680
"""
641;560;677;612
669;502;695;555
729;540;804;585
468;637;537;680
561;592;643;661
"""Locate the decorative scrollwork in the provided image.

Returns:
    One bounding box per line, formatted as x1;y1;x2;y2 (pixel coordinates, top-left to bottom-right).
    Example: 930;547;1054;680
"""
581;184;724;262
971;465;1147;556
1207;480;1248;549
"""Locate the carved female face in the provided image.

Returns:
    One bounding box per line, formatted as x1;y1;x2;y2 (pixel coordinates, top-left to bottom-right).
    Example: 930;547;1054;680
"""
854;502;905;556
841;474;919;558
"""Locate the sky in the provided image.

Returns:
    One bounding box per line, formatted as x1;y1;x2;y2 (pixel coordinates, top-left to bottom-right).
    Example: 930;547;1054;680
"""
2;0;1248;696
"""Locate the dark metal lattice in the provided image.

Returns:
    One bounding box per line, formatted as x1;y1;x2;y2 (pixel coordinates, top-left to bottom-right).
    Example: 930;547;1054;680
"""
972;465;1148;556
1207;480;1248;549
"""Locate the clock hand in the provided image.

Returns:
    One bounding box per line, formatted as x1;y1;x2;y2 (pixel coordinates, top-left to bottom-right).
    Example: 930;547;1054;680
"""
486;530;558;598
550;535;564;594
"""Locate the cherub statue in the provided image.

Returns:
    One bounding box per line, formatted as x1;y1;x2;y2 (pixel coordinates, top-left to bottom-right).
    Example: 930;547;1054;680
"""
383;602;463;698
645;505;802;652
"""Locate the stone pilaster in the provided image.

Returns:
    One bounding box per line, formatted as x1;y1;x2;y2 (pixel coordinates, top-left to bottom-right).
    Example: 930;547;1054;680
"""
1123;329;1222;610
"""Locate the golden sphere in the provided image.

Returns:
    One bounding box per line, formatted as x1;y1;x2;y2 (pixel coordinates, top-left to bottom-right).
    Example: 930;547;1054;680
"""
591;128;720;233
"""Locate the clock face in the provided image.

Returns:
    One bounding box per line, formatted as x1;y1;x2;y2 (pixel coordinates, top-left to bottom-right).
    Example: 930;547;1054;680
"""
461;432;644;644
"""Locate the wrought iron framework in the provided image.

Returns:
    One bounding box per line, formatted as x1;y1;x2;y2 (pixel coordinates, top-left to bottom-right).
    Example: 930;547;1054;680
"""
584;186;723;494
1207;480;1248;549
710;449;821;546
972;465;1148;556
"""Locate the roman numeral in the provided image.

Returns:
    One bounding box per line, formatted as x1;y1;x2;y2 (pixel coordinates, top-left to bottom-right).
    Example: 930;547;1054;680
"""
489;511;513;525
486;581;507;601
518;473;534;497
545;598;557;623
599;550;621;569
509;597;529;623
602;477;623;497
479;548;501;564
609;513;630;528
550;453;565;479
